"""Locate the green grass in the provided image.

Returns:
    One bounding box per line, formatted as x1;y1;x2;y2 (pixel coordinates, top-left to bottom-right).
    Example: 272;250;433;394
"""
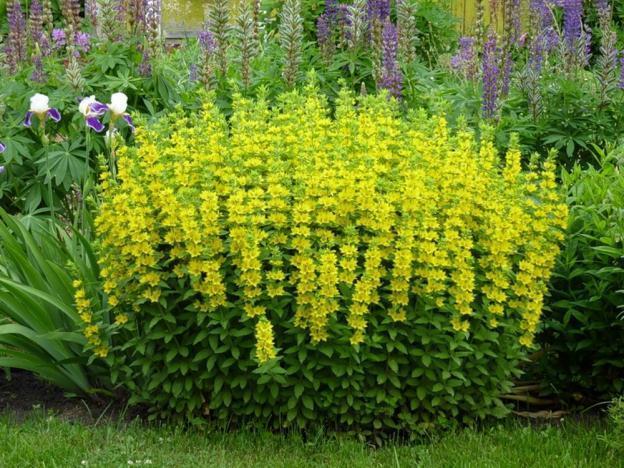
1;412;622;468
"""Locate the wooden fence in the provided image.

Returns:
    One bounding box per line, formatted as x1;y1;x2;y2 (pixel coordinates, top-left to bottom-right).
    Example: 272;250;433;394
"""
449;0;530;35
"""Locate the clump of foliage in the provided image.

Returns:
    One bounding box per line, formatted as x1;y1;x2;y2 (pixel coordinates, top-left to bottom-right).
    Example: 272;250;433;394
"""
86;84;567;430
540;151;624;400
0;209;104;392
601;396;624;452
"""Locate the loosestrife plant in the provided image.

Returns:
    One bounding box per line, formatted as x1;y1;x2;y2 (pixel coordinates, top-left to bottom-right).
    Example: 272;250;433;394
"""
84;85;567;427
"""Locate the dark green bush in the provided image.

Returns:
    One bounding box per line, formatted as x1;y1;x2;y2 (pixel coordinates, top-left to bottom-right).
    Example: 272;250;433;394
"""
540;153;624;399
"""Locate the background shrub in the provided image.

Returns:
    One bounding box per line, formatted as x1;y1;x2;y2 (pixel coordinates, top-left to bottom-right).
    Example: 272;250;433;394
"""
88;85;566;431
540;152;624;400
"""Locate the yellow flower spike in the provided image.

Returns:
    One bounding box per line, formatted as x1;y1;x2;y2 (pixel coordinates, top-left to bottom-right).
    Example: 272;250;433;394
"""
255;319;277;363
94;88;566;363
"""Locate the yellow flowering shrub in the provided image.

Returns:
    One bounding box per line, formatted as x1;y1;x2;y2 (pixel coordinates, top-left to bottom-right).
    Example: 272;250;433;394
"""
90;84;567;429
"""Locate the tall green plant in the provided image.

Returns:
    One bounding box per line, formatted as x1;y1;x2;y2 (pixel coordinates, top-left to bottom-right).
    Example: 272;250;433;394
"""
540;151;624;400
0;210;105;392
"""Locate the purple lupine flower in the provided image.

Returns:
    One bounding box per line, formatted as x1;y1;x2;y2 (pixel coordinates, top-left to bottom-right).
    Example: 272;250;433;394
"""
30;54;47;83
74;32;91;53
563;0;583;50
198;30;216;53
28;0;44;45
317;13;332;49
595;0;610;21
528;32;546;74
378;19;402;99
325;0;339;20
79;96;108;133
509;0;522;45
189;63;198;82
500;49;513;97
532;0;559;51
0;166;5;174
7;0;28;73
367;0;390;22
52;28;66;49
138;49;152;77
24;93;61;127
451;36;477;80
85;0;98;25
36;31;52;56
481;33;500;119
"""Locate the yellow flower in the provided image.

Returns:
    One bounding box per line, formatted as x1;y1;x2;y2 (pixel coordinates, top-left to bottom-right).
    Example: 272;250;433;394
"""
115;314;129;325
255;319;277;363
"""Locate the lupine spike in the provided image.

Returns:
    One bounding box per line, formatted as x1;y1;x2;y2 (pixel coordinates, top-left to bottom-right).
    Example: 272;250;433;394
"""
346;0;367;51
596;5;618;104
207;0;231;77
234;1;258;90
42;0;53;31
6;0;27;73
378;19;402;99
396;0;419;64
28;0;45;46
66;46;86;91
279;0;303;88
143;0;161;54
317;13;334;62
198;28;216;88
482;32;500;119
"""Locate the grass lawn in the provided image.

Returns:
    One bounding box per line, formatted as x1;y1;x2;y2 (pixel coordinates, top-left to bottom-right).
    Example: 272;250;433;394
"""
0;411;622;468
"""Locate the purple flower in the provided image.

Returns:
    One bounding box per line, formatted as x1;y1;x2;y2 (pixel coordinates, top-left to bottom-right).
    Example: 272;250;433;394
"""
532;0;559;51
482;33;500;119
325;0;339;22
52;28;66;49
451;36;477;80
563;0;583;50
198;30;216;54
36;31;52;56
595;0;610;21
0;142;5;153
620;55;624;90
367;0;390;22
0;166;5;175
317;13;331;47
378;19;402;99
528;32;546;74
30;54;47;83
512;0;522;44
138;49;152;77
79;96;108;133
6;0;27;73
189;63;198;82
24;93;61;127
28;0;44;45
74;32;91;53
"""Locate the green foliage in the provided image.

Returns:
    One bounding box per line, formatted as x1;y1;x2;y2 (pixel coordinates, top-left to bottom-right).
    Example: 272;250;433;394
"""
540;151;624;400
601;396;624;453
0;39;186;216
0;209;104;392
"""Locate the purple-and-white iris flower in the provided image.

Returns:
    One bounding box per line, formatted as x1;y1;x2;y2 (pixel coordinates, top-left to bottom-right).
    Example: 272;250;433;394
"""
24;93;61;127
108;92;134;131
79;95;109;132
